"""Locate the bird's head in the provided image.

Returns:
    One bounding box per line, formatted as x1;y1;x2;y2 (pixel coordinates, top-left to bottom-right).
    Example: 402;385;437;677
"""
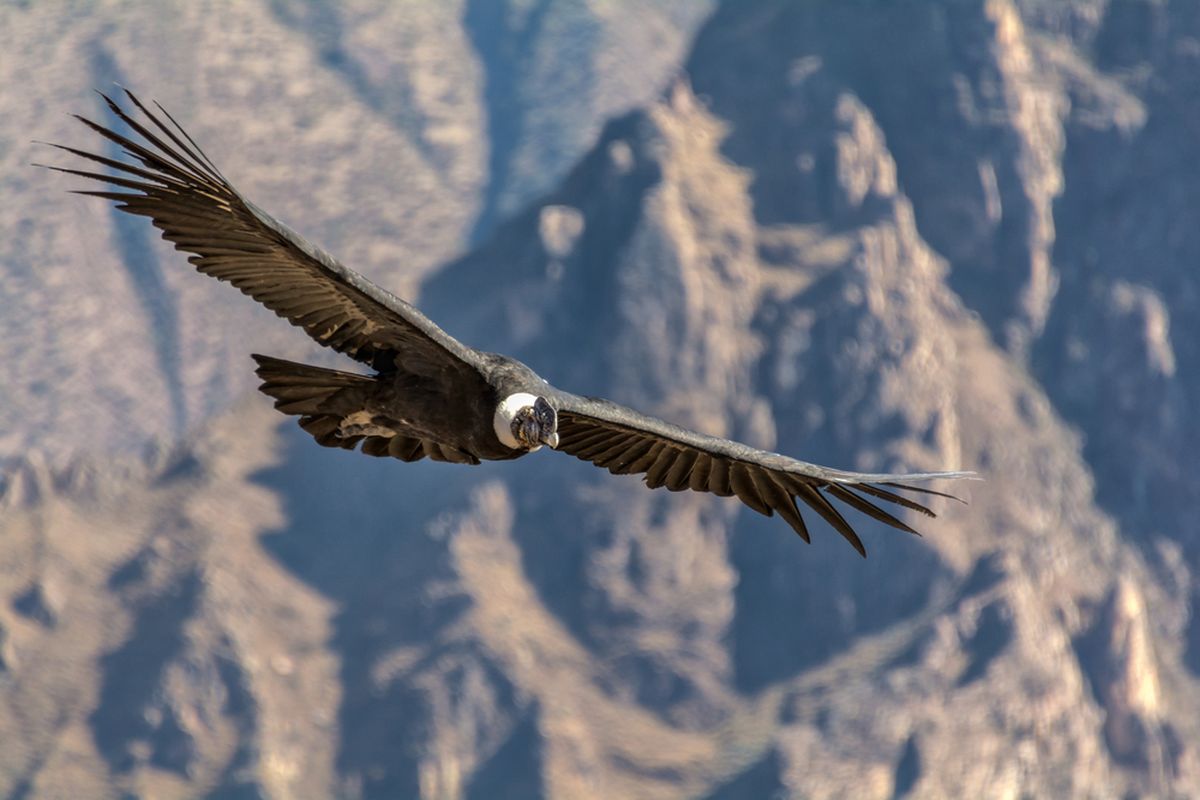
494;393;559;451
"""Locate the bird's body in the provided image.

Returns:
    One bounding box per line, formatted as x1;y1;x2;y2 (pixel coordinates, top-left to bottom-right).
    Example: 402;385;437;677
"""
256;350;551;464
45;90;976;556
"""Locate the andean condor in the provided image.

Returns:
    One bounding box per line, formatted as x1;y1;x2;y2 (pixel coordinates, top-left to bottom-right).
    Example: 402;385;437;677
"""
43;90;976;556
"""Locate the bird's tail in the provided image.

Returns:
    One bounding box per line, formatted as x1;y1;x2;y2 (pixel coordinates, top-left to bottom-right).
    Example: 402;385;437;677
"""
251;354;461;463
252;353;382;450
251;354;375;416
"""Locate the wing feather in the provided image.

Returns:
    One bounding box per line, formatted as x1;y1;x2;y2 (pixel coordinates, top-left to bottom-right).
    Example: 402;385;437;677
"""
570;429;616;453
361;437;393;458
46;90;485;377
551;392;976;556
825;484;919;536
593;436;641;468
579;433;629;461
644;447;680;490
610;438;658;474
687;454;713;492
729;463;772;517
664;449;699;492
388;436;427;462
796;483;866;557
706;457;734;497
627;442;667;475
763;473;811;542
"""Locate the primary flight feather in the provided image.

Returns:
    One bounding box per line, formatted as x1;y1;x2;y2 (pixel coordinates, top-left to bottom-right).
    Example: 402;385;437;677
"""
44;90;975;556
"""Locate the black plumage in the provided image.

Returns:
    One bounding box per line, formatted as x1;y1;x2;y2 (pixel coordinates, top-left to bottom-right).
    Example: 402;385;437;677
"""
43;90;976;556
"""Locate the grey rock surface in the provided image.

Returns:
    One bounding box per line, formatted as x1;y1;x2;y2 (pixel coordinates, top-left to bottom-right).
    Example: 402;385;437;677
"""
2;1;1197;798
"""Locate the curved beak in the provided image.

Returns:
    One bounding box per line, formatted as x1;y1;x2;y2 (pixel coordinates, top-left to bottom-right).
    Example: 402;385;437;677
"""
544;431;559;449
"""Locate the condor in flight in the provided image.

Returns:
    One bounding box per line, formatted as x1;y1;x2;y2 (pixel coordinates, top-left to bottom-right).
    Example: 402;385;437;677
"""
45;90;974;557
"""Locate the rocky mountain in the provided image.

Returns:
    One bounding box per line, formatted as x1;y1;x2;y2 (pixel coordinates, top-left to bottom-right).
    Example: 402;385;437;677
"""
0;0;707;459
2;1;1198;798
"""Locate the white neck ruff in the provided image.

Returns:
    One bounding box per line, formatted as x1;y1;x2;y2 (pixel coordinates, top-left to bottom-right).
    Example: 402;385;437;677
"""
494;392;541;450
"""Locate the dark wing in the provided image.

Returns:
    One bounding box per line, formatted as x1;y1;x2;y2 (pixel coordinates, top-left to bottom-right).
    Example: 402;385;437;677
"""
550;393;976;557
41;89;481;376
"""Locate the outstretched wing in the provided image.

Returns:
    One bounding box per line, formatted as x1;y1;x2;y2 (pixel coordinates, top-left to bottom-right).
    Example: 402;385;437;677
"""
42;89;481;376
550;393;975;557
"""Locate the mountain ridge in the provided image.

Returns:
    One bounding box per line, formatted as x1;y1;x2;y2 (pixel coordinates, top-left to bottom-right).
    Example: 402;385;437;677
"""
2;1;1198;797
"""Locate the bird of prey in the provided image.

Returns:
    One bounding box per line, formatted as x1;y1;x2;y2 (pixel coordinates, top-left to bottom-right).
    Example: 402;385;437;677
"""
44;90;974;556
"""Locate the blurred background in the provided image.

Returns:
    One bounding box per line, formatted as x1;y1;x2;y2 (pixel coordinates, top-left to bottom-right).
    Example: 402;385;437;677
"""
1;1;1197;797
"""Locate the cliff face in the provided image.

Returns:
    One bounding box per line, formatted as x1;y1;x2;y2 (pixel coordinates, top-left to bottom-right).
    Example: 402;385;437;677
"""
0;0;707;459
3;1;1199;798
